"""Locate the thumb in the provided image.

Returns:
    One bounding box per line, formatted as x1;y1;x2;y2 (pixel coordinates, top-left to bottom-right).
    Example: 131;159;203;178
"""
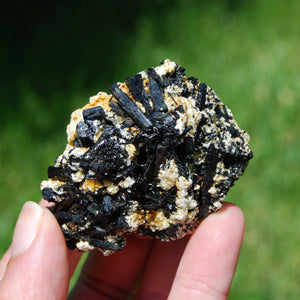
0;201;70;300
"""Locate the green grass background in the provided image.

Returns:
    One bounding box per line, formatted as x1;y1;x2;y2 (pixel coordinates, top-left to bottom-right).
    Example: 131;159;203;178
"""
0;0;299;298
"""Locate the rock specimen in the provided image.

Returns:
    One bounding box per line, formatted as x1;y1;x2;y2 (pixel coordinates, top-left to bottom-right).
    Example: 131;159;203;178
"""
41;59;253;255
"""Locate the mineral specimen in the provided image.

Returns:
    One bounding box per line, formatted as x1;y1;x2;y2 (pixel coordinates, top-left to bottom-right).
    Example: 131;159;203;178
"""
41;59;252;255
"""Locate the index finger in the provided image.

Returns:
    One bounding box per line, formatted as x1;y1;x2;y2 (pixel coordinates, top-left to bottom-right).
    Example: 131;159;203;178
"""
168;202;245;299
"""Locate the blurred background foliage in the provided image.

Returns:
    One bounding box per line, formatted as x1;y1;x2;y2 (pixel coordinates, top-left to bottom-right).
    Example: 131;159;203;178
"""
0;0;299;298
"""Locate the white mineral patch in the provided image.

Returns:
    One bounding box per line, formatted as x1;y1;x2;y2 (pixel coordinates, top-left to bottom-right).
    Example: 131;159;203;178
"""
89;92;111;109
61;144;88;161
119;177;135;189
125;201;145;229
119;126;136;140
213;200;222;210
184;97;201;136
62;224;69;231
93;122;104;143
176;175;193;194
186;79;194;91
41;179;64;193
165;84;183;97
208;185;218;197
171;94;201;136
103;180;119;195
154;59;177;76
125;144;136;166
148;210;170;231
157;159;179;190
81;179;103;192
208;200;223;213
67;109;83;143
175;112;186;134
170;176;195;222
71;170;85;183
76;240;95;252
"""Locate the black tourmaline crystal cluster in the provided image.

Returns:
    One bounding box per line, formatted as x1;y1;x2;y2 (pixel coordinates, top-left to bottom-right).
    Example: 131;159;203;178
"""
41;59;252;255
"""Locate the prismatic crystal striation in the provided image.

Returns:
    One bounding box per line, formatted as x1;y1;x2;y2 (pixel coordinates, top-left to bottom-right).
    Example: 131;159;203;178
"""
41;59;253;255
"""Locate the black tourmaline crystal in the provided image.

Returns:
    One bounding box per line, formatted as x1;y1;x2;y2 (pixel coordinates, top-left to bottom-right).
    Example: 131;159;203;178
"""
41;59;252;255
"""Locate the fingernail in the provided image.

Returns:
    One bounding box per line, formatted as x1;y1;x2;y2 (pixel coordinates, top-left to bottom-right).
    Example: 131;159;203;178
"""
11;201;43;257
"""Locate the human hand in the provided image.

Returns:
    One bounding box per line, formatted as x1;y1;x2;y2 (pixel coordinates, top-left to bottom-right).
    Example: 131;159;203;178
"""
0;200;244;299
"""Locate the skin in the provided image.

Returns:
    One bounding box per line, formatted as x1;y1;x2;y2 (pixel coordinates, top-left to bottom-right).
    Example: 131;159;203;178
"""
0;200;244;300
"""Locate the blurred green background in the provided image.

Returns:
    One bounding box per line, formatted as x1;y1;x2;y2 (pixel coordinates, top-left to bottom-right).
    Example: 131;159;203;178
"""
1;0;299;298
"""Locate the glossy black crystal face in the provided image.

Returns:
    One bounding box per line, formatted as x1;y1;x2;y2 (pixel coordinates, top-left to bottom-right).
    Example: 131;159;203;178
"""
41;59;252;255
